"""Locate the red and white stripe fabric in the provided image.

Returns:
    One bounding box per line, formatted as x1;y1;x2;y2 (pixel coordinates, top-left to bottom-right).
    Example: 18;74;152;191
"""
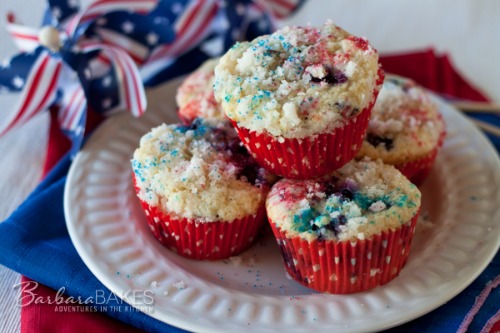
457;275;500;333
95;28;150;65
58;84;87;133
141;0;219;79
6;13;40;53
255;0;299;19
80;42;147;117
65;0;158;37
0;51;62;136
148;0;219;60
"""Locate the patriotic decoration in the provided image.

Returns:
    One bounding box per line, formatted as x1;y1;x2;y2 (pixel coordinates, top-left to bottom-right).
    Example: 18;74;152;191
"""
0;0;305;155
457;275;500;333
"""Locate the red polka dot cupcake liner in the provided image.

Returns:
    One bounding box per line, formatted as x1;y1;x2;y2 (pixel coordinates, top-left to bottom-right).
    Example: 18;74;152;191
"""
134;183;266;260
230;70;384;179
396;147;439;185
397;122;446;185
269;211;420;294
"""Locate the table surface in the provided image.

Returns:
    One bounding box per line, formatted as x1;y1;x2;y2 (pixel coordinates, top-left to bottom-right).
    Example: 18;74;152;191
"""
1;1;499;332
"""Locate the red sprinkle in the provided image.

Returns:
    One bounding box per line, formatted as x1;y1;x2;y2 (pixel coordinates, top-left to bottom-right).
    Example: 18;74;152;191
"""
346;36;370;51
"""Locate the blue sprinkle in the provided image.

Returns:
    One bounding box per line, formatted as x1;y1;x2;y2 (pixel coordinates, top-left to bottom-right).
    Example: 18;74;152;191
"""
174;118;207;137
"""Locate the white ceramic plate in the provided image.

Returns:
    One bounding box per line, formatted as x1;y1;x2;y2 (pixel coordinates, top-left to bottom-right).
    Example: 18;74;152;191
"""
65;78;500;333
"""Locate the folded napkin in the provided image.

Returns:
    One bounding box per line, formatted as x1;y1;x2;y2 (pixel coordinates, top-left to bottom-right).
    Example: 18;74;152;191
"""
381;49;500;153
1;49;499;333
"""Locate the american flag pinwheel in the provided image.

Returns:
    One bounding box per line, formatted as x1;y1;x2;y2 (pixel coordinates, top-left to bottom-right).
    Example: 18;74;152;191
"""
0;0;305;155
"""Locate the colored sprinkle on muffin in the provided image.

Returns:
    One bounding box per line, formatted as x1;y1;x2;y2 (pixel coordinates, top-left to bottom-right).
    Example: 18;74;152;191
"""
213;20;382;138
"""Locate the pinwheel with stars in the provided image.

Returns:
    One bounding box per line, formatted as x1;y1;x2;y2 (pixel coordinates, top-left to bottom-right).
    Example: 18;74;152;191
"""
0;0;305;155
0;0;178;154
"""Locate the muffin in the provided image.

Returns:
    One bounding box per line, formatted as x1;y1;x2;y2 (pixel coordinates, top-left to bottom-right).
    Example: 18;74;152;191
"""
266;158;421;294
132;118;273;260
176;58;225;124
213;21;384;179
357;74;446;184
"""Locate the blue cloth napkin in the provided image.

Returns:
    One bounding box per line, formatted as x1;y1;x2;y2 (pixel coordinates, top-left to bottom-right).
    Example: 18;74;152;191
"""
0;155;186;332
0;114;498;332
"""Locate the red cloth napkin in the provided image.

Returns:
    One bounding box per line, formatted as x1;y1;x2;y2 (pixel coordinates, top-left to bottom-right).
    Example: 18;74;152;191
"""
20;49;497;333
20;276;144;333
380;48;489;102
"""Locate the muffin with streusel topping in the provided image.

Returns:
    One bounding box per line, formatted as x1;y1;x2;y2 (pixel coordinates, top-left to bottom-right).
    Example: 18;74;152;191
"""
132;118;274;260
214;21;384;179
357;74;446;184
266;158;421;293
176;58;225;124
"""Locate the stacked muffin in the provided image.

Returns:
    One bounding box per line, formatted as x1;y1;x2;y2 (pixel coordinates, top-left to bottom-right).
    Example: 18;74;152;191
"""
132;119;274;260
213;22;384;179
132;21;445;293
357;74;446;184
176;58;224;124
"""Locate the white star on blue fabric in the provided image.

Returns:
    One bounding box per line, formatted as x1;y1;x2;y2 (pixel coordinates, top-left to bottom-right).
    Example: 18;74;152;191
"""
83;68;92;79
74;125;84;136
102;98;112;109
96;18;107;26
70;45;81;53
52;6;62;18
121;21;134;34
0;58;11;68
171;2;184;14
153;16;169;25
236;3;246;15
201;37;224;57
12;76;24;88
102;75;112;87
67;0;79;9
146;32;159;46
